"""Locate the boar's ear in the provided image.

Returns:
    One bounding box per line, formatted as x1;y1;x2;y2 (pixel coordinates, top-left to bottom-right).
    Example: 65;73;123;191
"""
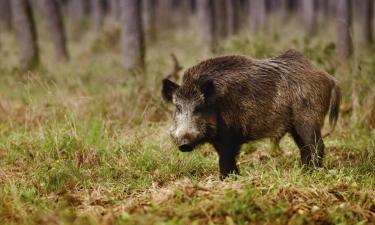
201;79;216;103
162;79;179;103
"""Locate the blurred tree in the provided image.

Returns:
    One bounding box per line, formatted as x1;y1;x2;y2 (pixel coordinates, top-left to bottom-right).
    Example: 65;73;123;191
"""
214;0;228;39
301;0;317;35
279;0;298;20
359;0;373;47
0;0;12;30
41;0;69;61
249;0;266;33
157;0;174;29
176;0;192;26
197;0;216;51
68;0;85;24
91;0;104;32
317;0;329;19
11;0;39;70
286;0;298;13
108;0;120;19
336;0;353;59
226;0;240;35
190;0;197;14
120;0;145;69
145;0;157;41
266;0;281;12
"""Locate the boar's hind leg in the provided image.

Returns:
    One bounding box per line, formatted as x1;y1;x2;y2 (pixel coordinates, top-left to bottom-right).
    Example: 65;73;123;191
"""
270;137;283;156
214;143;240;180
290;124;324;168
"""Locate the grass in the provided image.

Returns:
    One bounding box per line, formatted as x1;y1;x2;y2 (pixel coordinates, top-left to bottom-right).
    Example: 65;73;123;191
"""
0;18;374;225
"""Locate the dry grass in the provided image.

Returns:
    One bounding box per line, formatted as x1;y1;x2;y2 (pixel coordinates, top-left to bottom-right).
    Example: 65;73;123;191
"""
0;19;374;225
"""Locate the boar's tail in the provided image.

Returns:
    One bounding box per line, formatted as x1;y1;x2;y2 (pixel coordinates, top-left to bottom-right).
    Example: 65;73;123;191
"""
323;79;341;138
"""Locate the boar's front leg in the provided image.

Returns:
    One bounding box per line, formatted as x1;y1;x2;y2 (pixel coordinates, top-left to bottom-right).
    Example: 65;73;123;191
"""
214;142;240;180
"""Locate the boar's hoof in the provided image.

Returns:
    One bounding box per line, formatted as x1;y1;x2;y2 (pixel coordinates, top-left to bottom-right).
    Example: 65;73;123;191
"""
219;171;239;181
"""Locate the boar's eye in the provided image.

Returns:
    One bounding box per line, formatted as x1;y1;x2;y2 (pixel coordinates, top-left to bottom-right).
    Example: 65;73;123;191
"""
193;106;204;114
176;105;182;112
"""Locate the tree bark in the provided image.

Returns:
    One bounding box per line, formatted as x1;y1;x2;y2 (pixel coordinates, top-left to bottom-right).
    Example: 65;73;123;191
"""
226;0;240;35
68;0;85;23
11;0;39;70
41;0;69;61
190;0;197;14
156;0;174;29
145;0;157;41
301;0;317;35
359;0;373;46
120;0;145;69
249;0;266;33
336;0;353;59
197;0;216;51
317;0;330;19
91;0;104;32
108;0;120;19
213;0;228;39
286;0;298;13
0;0;12;30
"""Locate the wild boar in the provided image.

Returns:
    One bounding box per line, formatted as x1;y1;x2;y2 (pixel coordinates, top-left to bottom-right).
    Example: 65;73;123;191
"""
162;49;341;179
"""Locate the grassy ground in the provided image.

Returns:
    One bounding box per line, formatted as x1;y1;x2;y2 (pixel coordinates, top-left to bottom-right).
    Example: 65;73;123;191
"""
0;20;374;225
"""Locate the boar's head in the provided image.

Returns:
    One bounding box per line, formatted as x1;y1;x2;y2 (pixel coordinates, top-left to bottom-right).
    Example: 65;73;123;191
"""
162;78;217;152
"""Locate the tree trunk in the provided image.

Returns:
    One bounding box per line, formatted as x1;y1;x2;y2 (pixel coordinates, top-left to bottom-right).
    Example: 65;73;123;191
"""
91;0;104;32
226;0;240;35
145;0;157;41
317;0;330;19
176;0;191;26
156;0;174;29
249;0;266;33
214;0;228;39
190;0;197;14
0;0;12;30
336;0;353;59
301;0;317;35
11;0;39;70
286;0;298;13
266;0;281;12
359;0;373;47
108;0;120;19
68;0;85;23
120;0;145;69
197;0;216;51
41;0;69;61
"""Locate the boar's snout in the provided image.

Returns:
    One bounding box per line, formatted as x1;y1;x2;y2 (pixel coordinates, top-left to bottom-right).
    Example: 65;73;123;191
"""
177;136;196;152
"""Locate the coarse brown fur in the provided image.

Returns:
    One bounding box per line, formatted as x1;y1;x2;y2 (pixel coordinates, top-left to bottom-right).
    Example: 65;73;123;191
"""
162;49;341;179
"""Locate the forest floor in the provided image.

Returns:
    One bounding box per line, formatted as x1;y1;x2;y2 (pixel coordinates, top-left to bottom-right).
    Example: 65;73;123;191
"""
0;25;374;225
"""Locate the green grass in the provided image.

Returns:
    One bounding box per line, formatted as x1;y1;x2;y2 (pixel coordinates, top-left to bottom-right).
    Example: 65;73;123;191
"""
0;20;374;225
